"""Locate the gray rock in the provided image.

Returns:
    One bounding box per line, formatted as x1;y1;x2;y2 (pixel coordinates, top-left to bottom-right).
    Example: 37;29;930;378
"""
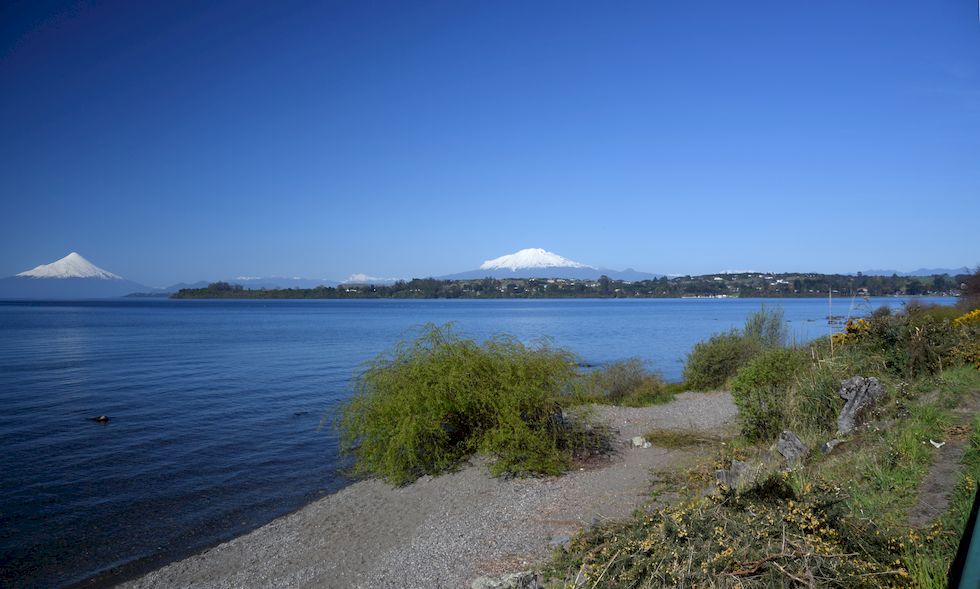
776;430;809;463
837;376;886;435
714;459;751;488
548;534;571;547
471;570;544;589
631;436;647;448
821;439;842;453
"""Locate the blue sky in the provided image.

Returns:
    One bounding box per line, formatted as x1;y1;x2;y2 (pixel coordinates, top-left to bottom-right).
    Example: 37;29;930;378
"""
1;1;978;286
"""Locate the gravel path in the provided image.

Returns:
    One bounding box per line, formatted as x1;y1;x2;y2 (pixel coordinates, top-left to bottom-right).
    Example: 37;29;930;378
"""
120;392;735;589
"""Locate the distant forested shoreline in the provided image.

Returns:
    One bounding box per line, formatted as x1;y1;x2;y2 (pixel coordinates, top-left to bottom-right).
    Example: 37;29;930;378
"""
170;272;968;300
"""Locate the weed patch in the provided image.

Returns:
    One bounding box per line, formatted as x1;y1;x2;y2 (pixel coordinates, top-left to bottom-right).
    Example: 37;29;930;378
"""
645;428;725;449
567;358;674;407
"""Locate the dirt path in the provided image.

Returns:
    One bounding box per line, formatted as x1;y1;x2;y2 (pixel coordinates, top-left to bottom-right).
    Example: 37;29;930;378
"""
908;390;980;527
120;392;736;589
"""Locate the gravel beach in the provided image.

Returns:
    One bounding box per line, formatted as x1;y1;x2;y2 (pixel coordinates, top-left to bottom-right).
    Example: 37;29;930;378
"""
121;392;736;589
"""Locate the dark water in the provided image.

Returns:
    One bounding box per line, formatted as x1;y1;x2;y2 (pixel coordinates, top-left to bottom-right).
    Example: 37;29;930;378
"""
0;297;952;587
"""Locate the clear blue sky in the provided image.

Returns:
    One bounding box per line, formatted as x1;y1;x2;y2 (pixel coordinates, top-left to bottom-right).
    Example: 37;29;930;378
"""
1;1;978;286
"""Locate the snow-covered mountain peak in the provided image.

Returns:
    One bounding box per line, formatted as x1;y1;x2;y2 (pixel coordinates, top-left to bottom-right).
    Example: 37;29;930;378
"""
343;273;399;285
16;252;122;280
479;248;593;271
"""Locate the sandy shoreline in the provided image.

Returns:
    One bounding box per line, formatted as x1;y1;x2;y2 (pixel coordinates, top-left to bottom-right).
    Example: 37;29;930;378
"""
120;392;735;589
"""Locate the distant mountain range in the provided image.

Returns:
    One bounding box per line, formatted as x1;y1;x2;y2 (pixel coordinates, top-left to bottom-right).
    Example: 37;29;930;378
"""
439;248;662;281
0;250;972;299
858;267;972;277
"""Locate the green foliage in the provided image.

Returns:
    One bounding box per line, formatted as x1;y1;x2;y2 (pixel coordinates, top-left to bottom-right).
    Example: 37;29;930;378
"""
548;367;980;588
682;330;761;391
170;271;966;299
839;303;965;379
682;306;789;391
742;305;788;348
546;294;979;588
337;324;611;485
568;358;673;406
546;476;914;588
730;347;809;441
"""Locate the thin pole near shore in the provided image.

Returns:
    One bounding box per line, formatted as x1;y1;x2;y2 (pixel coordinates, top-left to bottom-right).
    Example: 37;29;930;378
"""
829;288;834;355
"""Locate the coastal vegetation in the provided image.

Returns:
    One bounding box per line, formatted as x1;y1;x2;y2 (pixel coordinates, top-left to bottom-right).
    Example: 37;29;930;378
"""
546;296;980;587
336;270;980;584
681;307;788;391
567;358;679;407
337;325;684;485
171;271;968;300
338;325;610;485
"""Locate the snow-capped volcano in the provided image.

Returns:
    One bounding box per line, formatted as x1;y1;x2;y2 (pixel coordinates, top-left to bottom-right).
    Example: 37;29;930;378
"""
17;252;122;280
441;248;661;281
343;273;399;285
1;253;149;299
479;248;593;271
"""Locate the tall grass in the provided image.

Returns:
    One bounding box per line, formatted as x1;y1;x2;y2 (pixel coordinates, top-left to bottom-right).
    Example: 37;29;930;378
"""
567;358;674;406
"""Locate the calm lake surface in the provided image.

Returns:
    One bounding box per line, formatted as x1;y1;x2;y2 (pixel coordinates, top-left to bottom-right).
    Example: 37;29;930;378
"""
0;297;953;587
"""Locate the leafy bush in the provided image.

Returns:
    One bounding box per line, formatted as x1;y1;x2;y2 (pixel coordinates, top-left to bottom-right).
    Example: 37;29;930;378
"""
730;347;809;441
683;330;761;391
683;307;788;391
338;324;610;485
569;358;673;406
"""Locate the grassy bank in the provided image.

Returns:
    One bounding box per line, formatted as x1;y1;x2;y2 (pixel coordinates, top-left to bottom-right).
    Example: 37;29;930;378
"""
546;301;980;588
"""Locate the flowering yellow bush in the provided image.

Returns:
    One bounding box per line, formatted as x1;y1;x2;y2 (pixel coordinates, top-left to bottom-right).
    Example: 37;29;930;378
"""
953;308;980;327
951;309;980;368
832;318;870;347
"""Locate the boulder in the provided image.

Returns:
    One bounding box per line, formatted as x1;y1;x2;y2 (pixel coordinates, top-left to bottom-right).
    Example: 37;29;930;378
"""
471;571;544;589
714;459;752;488
836;376;886;435
631;436;651;448
821;439;842;454
776;431;809;463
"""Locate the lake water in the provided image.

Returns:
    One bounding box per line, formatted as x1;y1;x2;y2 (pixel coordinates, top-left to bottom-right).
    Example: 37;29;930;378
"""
0;296;952;587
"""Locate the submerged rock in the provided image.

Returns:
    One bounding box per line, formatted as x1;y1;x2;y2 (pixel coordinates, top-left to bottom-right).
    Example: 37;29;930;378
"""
837;376;886;435
776;430;809;463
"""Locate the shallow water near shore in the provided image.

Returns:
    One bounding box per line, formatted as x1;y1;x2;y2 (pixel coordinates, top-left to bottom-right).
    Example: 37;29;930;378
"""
0;296;952;586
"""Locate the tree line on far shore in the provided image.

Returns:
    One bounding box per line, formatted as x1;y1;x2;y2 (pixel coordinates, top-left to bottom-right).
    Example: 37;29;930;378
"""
171;270;973;300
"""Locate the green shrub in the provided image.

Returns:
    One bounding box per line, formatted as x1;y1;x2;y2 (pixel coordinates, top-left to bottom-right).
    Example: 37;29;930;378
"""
682;307;788;391
683;330;761;391
337;324;609;485
569;358;673;406
842;303;963;378
730;347;809;441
